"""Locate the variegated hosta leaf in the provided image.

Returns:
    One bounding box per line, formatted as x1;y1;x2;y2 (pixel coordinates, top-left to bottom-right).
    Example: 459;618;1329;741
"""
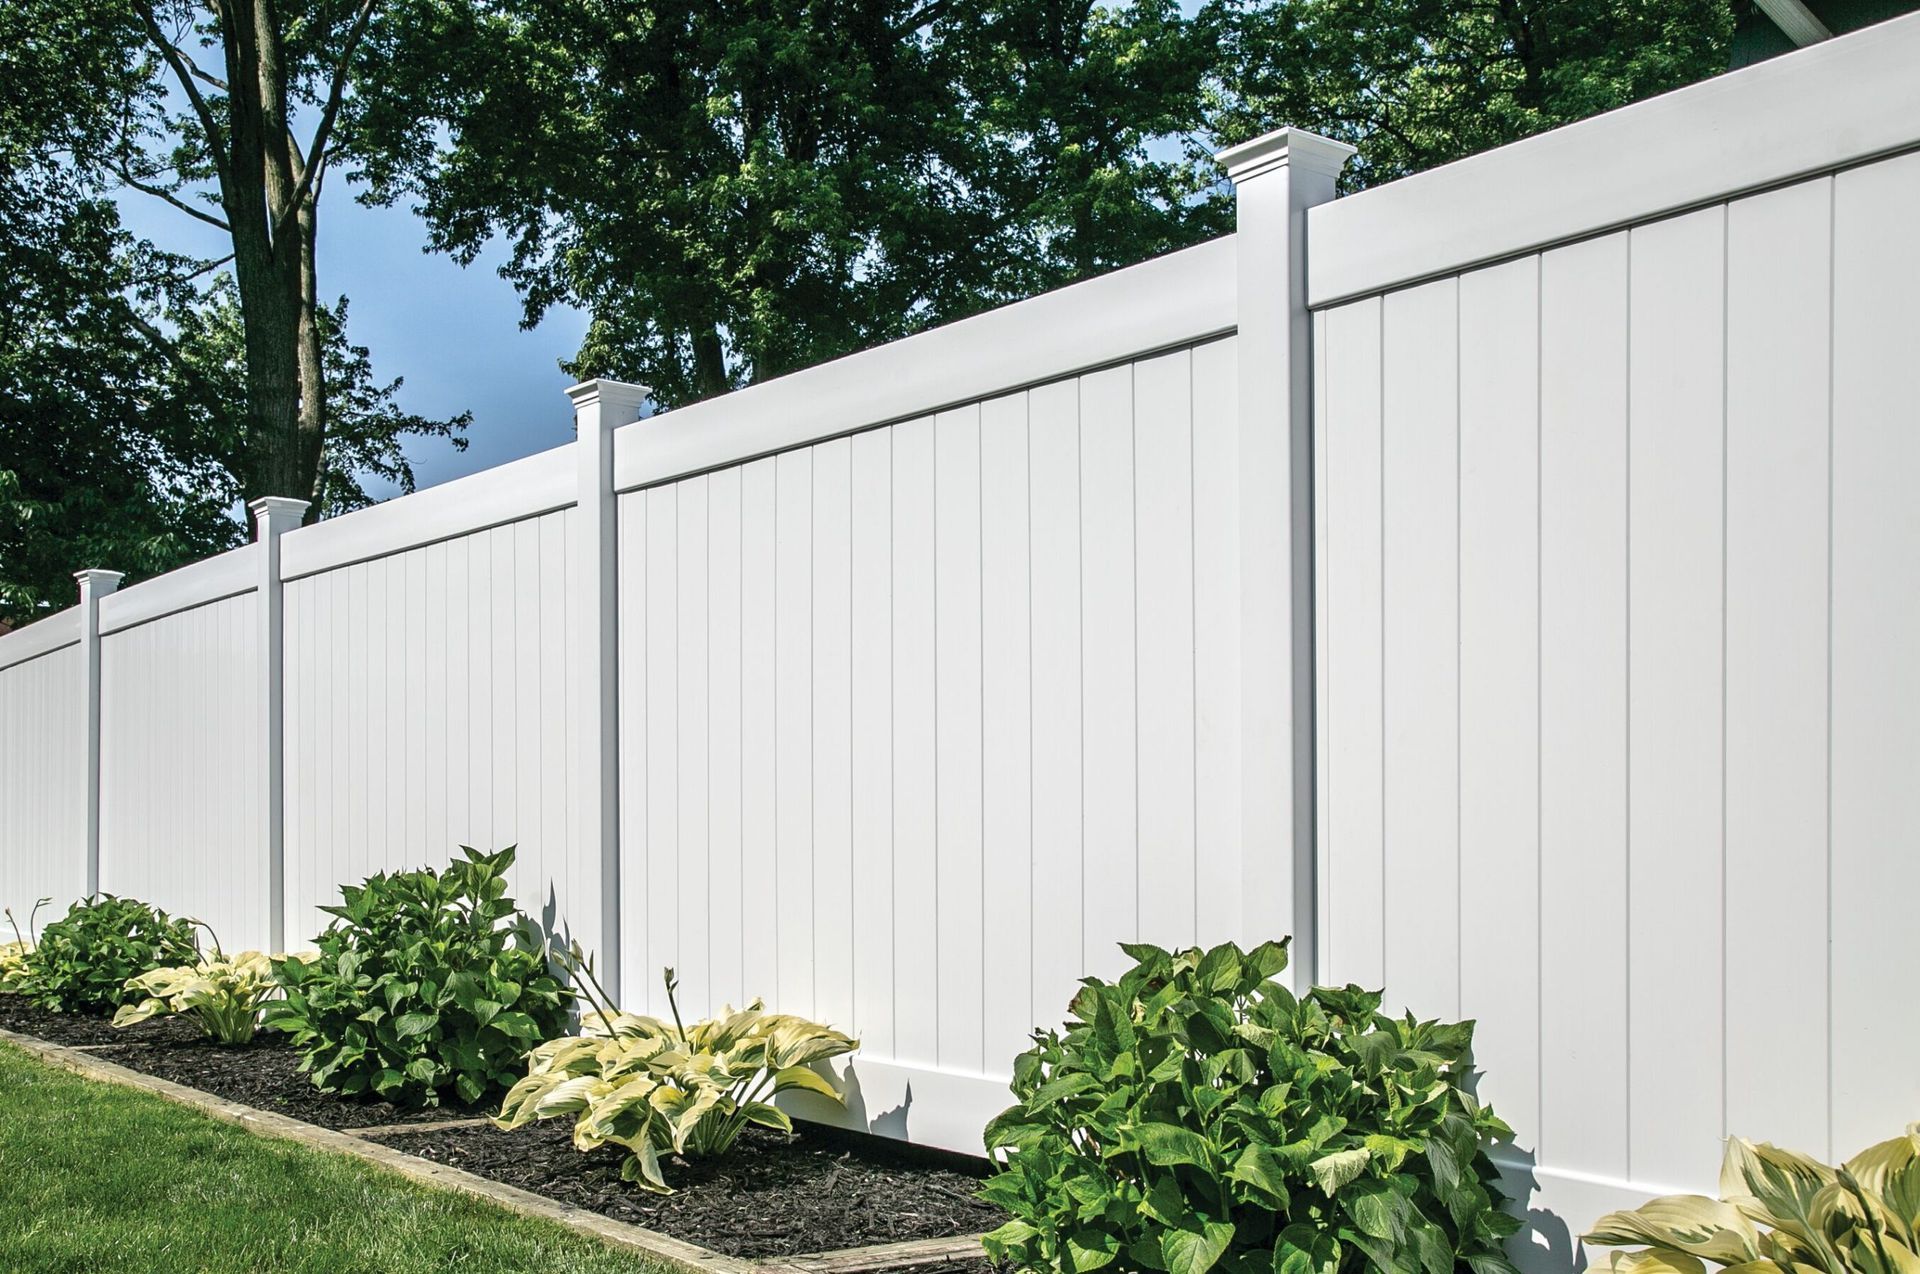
110;952;280;1043
1723;1139;1839;1247
1597;1249;1710;1274
1587;1195;1764;1265
772;1064;846;1104
499;985;858;1191
1845;1129;1920;1245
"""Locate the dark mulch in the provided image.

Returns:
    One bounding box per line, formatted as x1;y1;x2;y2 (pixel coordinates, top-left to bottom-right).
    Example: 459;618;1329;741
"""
0;993;200;1047
0;994;486;1131
103;1038;491;1130
377;1118;1008;1258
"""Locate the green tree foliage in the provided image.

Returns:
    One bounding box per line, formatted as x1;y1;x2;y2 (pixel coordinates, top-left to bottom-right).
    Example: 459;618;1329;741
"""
0;0;242;623
170;280;470;520
0;0;466;627
353;0;1735;408
1208;0;1736;188
350;0;1229;406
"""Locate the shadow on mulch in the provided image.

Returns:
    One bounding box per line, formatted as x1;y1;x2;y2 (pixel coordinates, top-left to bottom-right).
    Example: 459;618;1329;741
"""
376;1117;1008;1258
0;994;487;1131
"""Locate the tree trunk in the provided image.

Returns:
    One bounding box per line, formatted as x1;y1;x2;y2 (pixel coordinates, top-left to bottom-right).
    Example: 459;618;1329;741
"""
294;198;327;522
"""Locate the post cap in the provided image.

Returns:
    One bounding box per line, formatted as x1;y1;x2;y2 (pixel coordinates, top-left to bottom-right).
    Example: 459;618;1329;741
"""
565;378;652;427
73;569;125;600
248;496;310;529
1215;127;1357;185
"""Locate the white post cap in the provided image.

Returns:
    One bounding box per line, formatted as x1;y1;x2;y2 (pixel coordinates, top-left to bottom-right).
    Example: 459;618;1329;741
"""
1215;127;1357;185
248;497;310;533
73;569;125;599
565;378;653;425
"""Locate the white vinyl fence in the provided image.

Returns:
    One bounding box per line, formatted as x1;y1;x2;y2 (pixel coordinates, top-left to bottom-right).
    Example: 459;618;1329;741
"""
3;14;1918;1268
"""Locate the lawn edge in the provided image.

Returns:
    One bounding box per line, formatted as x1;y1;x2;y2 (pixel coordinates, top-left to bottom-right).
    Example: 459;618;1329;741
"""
0;1028;987;1273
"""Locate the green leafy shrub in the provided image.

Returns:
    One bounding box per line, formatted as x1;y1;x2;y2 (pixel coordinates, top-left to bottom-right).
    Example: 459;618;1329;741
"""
497;962;858;1191
114;950;283;1044
264;846;572;1107
981;939;1520;1274
17;895;200;1013
1587;1124;1920;1274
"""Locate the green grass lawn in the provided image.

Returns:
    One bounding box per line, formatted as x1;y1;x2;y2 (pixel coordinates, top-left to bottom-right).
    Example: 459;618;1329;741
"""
0;1043;664;1274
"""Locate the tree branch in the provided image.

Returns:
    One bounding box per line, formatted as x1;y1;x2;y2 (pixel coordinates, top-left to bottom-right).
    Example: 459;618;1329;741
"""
273;0;377;240
135;253;236;290
132;1;233;191
118;165;234;232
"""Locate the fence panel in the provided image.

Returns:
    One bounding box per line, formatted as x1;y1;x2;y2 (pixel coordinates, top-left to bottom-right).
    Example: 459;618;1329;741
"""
1311;142;1920;1249
282;507;589;951
614;335;1246;1149
0;624;86;925
99;590;263;948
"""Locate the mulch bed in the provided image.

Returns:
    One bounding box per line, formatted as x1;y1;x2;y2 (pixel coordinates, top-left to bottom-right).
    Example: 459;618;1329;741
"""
0;994;483;1131
0;993;199;1047
4;991;1007;1256
376;1118;1008;1258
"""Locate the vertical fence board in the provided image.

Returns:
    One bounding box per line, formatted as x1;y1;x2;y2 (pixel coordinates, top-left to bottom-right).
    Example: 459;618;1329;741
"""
1724;178;1833;1156
1080;365;1138;985
1830;150;1920;1159
1321;297;1386;989
891;417;939;1067
812;440;855;1033
1134;349;1198;953
981;391;1034;1070
1458;257;1542;1143
1191;337;1242;950
1626;206;1727;1189
850;430;895;1055
1027;381;1085;1031
934;406;984;1072
775;450;816;1018
677;477;712;1015
707;469;746;1011
1380;279;1460;1020
1537;232;1632;1180
739;461;780;1009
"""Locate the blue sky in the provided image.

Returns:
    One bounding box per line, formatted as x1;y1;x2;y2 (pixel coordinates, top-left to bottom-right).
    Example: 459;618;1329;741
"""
118;178;591;498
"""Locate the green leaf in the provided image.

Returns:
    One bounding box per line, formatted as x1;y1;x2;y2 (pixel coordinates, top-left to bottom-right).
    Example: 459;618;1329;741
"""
1341;1178;1408;1241
1138;1123;1215;1170
983;1218;1041;1252
1310;1147;1371;1195
1229;1144;1292;1207
1065;1228;1122;1271
393;1011;438;1038
1161;1218;1234;1274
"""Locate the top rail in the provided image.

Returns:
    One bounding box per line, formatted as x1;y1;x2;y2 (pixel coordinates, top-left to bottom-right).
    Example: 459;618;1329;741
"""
612;234;1238;492
97;546;256;636
0;607;81;672
1305;11;1920;307
278;442;577;582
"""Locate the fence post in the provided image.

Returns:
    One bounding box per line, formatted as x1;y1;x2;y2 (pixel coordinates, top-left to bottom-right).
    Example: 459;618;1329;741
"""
567;378;649;1003
74;568;124;898
251;497;308;953
1216;127;1354;988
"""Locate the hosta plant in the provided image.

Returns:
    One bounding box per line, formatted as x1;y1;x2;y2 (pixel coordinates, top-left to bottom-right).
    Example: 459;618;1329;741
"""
497;961;859;1192
113;950;283;1044
16;895;201;1013
1587;1125;1920;1274
263;845;572;1107
1;899;49;992
982;939;1521;1274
